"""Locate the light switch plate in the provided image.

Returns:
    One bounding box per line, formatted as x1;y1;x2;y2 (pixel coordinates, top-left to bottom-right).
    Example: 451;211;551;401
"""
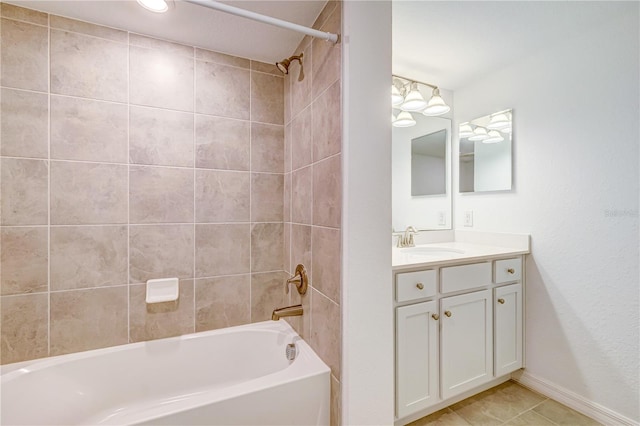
464;211;473;227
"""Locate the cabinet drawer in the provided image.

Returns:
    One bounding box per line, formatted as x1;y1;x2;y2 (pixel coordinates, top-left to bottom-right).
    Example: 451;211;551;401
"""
441;262;491;294
396;270;436;302
494;258;522;283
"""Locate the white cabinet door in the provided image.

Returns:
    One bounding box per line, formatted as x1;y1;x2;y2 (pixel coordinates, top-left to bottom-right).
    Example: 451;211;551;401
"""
441;289;493;400
494;283;523;376
396;301;439;418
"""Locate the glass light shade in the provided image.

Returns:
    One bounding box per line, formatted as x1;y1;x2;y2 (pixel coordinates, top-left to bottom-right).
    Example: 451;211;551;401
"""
393;111;416;127
468;127;489;141
459;123;474;138
137;0;168;12
391;85;404;106
483;130;504;143
486;113;511;130
400;84;427;111
500;126;512;134
422;89;450;116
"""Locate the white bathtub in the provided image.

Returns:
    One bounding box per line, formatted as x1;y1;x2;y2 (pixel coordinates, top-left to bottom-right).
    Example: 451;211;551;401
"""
1;320;330;425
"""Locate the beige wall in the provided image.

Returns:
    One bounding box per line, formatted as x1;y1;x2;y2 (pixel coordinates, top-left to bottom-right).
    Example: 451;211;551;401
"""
0;3;288;363
282;2;342;425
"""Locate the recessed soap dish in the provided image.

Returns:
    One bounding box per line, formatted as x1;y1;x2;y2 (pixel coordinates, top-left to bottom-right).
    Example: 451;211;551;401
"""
146;278;179;303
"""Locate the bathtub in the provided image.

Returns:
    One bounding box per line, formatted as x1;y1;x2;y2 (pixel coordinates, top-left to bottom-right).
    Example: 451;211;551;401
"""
1;320;330;425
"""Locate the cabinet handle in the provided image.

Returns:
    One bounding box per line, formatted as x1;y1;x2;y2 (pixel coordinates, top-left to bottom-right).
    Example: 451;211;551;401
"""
432;314;439;321
507;268;515;274
416;283;424;290
444;310;452;317
498;298;505;304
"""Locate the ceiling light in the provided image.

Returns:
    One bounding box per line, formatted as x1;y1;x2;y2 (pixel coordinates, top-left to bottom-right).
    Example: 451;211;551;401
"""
468;127;489;141
459;123;474;138
486;113;511;130
393;111;416;128
422;88;450;116
401;83;427;111
137;0;169;12
483;130;504;143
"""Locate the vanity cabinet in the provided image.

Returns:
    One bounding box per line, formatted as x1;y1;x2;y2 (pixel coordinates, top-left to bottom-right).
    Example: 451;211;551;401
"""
394;256;525;423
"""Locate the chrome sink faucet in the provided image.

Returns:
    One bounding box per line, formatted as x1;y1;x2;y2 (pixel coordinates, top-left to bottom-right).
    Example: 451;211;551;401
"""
397;226;418;248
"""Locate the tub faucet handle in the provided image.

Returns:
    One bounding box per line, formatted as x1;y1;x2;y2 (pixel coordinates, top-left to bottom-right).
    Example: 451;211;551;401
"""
286;264;308;295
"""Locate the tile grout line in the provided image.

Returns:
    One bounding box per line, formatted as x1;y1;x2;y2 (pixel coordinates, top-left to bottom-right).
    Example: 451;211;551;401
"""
248;66;252;324
126;30;131;344
192;53;196;334
47;15;52;357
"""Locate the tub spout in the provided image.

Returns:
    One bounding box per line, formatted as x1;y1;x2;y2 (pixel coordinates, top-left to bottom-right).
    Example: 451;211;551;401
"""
271;304;303;321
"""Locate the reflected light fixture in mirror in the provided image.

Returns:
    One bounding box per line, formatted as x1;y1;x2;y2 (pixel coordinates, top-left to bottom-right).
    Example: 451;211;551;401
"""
468;127;488;141
459;123;474;138
484;130;504;143
391;75;450;127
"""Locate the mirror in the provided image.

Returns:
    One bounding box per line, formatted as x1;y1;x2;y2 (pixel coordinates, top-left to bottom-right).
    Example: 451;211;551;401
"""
393;114;451;231
459;109;513;193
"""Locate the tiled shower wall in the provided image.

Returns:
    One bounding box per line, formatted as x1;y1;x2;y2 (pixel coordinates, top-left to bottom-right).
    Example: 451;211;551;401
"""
282;2;342;425
0;3;288;363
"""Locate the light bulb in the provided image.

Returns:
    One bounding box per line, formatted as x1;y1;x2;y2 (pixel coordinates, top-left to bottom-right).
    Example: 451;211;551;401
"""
393;111;416;127
422;88;450;116
400;83;427;111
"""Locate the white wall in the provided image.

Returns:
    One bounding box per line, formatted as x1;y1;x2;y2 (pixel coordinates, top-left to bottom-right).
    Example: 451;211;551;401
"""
453;9;639;422
342;1;394;424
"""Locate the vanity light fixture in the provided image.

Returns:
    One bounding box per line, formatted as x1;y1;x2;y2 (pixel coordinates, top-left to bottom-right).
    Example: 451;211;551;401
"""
459;123;474;138
486;112;511;130
137;0;169;13
423;88;451;116
401;82;428;111
468;126;489;141
393;111;417;127
483;130;504;143
392;79;405;106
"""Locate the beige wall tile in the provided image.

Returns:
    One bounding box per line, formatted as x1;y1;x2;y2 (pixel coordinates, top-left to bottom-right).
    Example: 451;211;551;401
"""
51;95;128;163
1;88;48;158
290;45;312;118
129;33;193;57
251;60;281;76
1;158;48;226
291;224;312;281
195;275;250;331
251;72;284;125
195;115;250;170
1;18;48;91
284;73;291;126
130;106;194;167
312;1;339;32
251;271;288;322
129;281;195;342
50;226;128;291
284;172;292;222
130;45;194;112
1;294;48;364
129;166;194;223
312;226;341;304
0;4;48;25
196;48;250;69
50;15;127;42
50;286;128;356
283;223;291;274
251;123;284;173
313;155;341;228
331;375;342;426
251;223;284;272
291;106;313;170
251;173;284;222
1;227;48;295
50;29;127;102
51;161;127;225
195;61;250;119
287;285;310;339
292;166;312;225
196;224;250;277
310;288;341;379
195;170;250;223
311;6;341;100
129;224;194;283
312;80;341;162
284;123;292;173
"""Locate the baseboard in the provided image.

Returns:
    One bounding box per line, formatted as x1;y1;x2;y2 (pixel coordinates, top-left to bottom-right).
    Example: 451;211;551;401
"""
512;371;638;426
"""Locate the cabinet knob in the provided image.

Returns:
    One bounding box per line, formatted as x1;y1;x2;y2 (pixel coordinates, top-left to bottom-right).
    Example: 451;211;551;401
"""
498;298;505;304
444;310;452;317
431;314;439;321
507;268;515;274
416;283;424;290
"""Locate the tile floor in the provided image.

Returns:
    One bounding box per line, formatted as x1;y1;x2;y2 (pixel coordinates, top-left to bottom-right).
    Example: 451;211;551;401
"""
408;381;601;426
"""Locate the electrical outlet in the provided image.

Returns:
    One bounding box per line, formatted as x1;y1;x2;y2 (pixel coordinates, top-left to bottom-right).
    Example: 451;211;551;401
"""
438;211;446;226
464;211;473;227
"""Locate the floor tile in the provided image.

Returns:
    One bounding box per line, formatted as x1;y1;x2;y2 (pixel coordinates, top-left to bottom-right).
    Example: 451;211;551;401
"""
503;410;556;425
532;399;601;425
408;408;471;426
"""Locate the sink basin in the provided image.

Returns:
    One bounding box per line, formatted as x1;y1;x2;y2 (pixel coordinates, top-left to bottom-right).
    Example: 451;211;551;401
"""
399;246;465;255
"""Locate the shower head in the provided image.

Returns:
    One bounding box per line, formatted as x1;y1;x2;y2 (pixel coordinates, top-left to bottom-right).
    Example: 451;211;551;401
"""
276;53;304;81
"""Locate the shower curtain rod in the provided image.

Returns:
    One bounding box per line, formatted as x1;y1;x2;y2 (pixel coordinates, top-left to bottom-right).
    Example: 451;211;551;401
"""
183;0;340;44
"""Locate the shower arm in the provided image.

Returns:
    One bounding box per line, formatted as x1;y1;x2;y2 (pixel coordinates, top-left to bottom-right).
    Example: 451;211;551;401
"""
183;0;340;44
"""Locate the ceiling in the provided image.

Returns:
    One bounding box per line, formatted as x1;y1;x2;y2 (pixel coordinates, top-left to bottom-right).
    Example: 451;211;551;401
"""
7;0;327;64
393;1;632;91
